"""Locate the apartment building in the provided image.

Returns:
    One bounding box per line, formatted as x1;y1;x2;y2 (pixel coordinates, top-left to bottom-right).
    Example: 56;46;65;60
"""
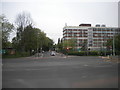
63;24;120;51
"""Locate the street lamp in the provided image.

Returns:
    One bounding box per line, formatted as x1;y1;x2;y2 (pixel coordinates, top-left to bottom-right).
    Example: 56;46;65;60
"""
66;47;69;57
37;32;39;57
113;29;115;56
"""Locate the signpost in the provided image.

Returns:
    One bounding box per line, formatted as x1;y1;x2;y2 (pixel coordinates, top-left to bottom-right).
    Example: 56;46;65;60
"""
0;50;6;54
66;47;69;57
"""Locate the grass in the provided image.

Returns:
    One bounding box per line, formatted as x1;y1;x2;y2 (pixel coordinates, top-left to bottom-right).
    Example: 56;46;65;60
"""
2;54;23;58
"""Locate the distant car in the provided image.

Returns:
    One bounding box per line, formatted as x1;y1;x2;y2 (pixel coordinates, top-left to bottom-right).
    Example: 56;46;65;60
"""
50;51;56;56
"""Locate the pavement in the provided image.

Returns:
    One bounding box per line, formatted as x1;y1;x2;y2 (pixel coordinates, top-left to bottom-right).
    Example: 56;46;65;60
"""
2;51;119;88
100;55;120;63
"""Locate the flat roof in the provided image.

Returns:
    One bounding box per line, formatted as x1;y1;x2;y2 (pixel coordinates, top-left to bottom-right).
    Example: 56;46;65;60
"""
63;26;119;29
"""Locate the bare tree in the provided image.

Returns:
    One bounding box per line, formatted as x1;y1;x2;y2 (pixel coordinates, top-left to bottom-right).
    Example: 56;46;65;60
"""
15;12;33;31
15;12;33;51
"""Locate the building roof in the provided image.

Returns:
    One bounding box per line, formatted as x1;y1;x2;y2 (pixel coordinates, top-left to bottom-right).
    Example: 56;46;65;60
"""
63;26;119;29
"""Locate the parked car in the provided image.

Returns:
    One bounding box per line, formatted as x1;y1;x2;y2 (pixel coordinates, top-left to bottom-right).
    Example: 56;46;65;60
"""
50;51;56;56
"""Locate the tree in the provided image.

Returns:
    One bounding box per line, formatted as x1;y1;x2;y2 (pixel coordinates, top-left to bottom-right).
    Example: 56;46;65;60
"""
13;25;39;53
106;39;112;51
12;37;18;50
0;15;14;49
81;41;88;51
58;38;60;44
42;37;54;51
12;24;54;54
21;25;38;53
57;38;63;52
57;42;63;52
15;12;33;51
115;34;120;52
63;38;76;51
106;34;120;55
13;12;54;55
15;12;33;41
15;12;33;30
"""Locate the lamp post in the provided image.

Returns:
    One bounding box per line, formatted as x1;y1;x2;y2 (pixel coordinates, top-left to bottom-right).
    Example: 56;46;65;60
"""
113;30;115;56
66;47;69;57
37;32;39;57
41;43;43;57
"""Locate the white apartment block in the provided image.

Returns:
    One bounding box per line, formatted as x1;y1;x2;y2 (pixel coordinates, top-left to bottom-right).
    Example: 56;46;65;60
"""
63;24;120;51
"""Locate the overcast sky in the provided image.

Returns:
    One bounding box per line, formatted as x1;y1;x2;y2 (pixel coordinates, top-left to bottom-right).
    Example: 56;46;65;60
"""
1;0;119;43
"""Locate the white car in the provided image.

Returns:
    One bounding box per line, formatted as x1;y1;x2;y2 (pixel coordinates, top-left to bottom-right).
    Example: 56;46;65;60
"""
50;51;56;56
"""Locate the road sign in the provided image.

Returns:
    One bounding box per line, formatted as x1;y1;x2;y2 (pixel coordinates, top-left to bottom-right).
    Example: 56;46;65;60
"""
67;48;69;50
0;50;6;54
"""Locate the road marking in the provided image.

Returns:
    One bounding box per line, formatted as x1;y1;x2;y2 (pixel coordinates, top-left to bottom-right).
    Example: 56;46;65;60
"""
81;76;87;78
84;64;88;66
26;57;48;60
3;68;49;71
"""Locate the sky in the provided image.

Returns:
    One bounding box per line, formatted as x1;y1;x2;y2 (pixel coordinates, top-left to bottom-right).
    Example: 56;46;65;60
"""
1;0;119;43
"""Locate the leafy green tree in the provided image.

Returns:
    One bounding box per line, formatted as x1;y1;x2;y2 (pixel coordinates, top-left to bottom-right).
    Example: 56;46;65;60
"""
57;38;63;52
106;34;120;55
63;38;76;51
0;15;14;49
106;39;112;51
12;37;18;50
21;25;38;53
57;42;63;52
12;12;54;55
81;41;88;51
42;37;53;51
115;34;120;52
12;24;54;54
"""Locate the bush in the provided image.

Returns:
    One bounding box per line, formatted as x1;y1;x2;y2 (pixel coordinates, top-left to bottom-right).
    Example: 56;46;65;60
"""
88;51;99;56
98;51;112;56
116;50;120;55
20;52;30;57
68;51;87;56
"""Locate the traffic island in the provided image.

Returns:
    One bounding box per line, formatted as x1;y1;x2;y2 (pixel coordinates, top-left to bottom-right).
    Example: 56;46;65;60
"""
102;56;120;63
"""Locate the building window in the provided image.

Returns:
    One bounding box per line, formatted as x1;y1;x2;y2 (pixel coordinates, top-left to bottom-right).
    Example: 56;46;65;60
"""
79;44;83;46
89;44;92;46
74;34;77;37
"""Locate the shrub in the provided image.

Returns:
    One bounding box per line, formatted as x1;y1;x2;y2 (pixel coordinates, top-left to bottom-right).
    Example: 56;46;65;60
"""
88;51;99;56
20;52;30;57
68;51;87;56
68;51;100;56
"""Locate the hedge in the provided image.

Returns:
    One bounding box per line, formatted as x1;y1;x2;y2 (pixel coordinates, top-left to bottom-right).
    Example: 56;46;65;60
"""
2;51;30;58
68;51;113;56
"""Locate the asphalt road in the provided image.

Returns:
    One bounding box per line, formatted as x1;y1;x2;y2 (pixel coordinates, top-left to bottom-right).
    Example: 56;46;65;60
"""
2;52;119;88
